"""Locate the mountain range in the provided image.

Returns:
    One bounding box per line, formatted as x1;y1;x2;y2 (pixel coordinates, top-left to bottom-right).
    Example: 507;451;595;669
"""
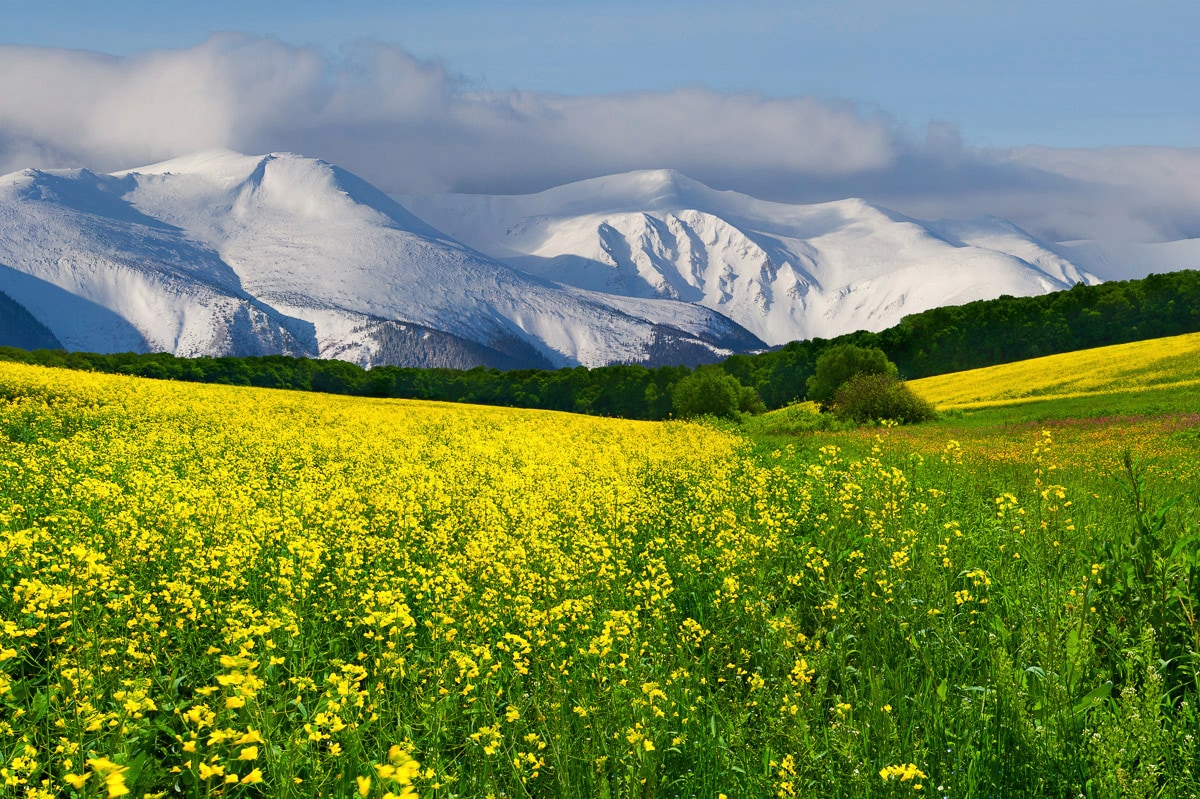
404;170;1102;347
1;149;1195;369
0;151;759;369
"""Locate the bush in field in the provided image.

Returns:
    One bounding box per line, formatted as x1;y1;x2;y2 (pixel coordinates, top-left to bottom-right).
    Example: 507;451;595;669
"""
830;372;937;424
671;366;764;419
806;344;898;408
735;381;767;416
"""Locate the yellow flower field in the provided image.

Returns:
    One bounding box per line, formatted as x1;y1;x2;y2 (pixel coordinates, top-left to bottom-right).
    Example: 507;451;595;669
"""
908;330;1200;409
0;363;829;797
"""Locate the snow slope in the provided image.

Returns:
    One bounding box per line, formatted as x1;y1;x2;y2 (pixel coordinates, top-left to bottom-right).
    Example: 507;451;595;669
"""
8;154;1170;370
404;170;1103;346
0;152;762;368
0;165;313;356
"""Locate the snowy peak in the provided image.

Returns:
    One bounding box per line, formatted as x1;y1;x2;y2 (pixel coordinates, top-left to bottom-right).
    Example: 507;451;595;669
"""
403;170;1103;346
546;168;714;213
1056;237;1200;282
4;167;147;226
120;150;443;238
925;216;1093;287
0;162;317;357
113;148;265;179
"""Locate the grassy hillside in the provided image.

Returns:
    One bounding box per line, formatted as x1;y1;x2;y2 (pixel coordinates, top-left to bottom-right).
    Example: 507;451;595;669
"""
1;361;1198;797
724;269;1200;407
909;330;1200;410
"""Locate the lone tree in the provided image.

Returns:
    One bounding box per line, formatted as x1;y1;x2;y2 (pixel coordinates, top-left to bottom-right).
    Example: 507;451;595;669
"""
805;344;899;409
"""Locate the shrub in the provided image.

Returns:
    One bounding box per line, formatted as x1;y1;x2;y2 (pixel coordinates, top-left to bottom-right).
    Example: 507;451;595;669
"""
806;344;898;408
671;366;763;420
736;382;767;416
744;402;858;436
829;373;937;424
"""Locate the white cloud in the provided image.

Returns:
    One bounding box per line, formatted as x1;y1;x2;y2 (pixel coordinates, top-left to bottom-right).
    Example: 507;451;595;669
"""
0;35;1195;243
0;36;896;187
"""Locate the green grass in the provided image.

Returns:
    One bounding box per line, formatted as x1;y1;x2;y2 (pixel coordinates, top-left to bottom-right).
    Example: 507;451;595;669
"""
734;375;1200;797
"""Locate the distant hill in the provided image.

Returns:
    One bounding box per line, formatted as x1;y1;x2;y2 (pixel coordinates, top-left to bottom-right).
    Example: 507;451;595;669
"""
909;329;1200;409
0;151;761;370
723;270;1200;408
405;169;1099;347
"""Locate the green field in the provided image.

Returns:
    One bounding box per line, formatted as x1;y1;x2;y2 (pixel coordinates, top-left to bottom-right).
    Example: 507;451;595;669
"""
743;371;1200;797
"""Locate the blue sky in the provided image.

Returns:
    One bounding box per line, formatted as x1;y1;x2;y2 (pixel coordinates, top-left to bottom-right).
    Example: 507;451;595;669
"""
2;1;1198;242
4;0;1197;149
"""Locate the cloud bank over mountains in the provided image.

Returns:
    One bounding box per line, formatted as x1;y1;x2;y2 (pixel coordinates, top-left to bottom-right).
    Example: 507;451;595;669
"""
2;35;1196;243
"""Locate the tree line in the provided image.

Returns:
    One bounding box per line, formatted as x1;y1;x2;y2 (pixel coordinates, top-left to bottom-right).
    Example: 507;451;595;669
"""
722;269;1200;408
1;270;1196;420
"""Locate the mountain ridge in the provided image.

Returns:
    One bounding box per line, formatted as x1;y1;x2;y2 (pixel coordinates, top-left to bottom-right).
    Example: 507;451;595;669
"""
402;171;1102;346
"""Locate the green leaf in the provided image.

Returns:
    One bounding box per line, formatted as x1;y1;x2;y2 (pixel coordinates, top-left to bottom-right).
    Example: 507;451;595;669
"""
1168;530;1199;561
1072;681;1113;718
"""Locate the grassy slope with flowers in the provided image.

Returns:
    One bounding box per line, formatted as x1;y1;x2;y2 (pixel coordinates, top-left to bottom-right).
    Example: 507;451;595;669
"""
907;330;1200;411
1;355;1198;798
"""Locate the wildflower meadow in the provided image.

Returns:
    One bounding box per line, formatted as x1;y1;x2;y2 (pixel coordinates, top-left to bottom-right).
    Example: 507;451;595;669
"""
1;354;1198;798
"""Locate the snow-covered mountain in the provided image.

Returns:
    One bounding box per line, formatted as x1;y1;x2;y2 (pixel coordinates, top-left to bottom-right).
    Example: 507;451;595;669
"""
6;152;1161;371
0;151;762;368
403;170;1103;346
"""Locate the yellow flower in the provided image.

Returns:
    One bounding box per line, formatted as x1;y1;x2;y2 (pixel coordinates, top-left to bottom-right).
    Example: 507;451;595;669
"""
197;762;225;780
357;775;372;797
86;758;121;774
237;746;258;760
382;790;418;799
879;763;927;783
63;773;90;790
233;730;265;746
83;758;130;799
388;782;422;796
103;774;130;798
241;769;264;784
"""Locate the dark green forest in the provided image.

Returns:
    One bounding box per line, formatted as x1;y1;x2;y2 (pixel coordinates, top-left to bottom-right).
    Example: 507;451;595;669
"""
2;270;1197;419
